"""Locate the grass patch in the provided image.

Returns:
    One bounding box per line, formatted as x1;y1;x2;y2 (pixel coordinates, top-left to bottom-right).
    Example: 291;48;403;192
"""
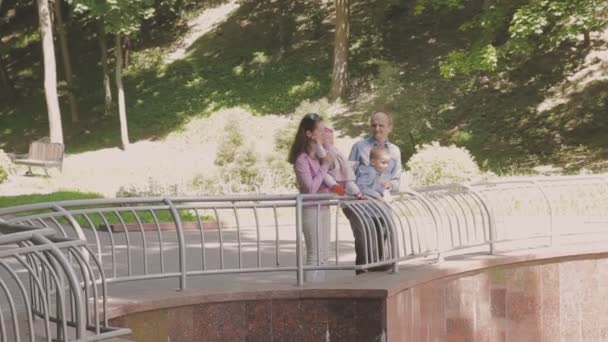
0;191;105;208
0;191;210;229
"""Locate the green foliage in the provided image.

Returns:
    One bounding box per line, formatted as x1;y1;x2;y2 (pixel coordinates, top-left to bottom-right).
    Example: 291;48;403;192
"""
406;142;482;187
78;210;202;227
293;98;348;120
189;121;295;195
0;150;15;177
116;177;180;197
417;0;608;77
73;0;155;36
0;167;7;184
192;121;261;194
215;121;245;166
414;0;465;15
0;191;104;209
274;124;297;154
0;0;332;154
440;45;498;78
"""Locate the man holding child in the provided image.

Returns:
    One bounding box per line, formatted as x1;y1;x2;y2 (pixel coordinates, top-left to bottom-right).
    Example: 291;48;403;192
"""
346;111;402;274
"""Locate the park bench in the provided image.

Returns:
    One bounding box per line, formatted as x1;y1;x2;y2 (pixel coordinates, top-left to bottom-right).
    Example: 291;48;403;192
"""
13;141;64;176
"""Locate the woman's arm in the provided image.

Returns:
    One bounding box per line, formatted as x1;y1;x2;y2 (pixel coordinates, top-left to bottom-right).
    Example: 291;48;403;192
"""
294;154;329;193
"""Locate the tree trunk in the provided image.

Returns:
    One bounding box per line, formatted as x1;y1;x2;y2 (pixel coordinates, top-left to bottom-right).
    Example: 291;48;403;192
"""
0;58;14;98
122;37;130;68
53;0;79;123
37;0;64;144
0;42;16;99
98;24;112;115
115;34;129;150
583;31;591;47
329;0;350;101
277;0;295;51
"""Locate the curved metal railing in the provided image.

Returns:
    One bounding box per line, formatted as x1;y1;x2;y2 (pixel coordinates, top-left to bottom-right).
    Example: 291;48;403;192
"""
0;223;130;342
0;174;606;289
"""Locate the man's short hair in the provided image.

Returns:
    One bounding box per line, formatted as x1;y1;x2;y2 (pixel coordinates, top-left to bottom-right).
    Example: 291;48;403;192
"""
370;146;390;161
371;111;393;126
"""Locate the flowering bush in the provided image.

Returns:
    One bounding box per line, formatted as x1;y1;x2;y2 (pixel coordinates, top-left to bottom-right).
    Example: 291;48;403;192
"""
293;97;347;120
406;142;481;187
0;149;16;184
187;121;296;195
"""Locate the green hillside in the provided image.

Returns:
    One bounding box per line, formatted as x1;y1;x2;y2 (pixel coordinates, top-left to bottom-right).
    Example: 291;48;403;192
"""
0;0;606;172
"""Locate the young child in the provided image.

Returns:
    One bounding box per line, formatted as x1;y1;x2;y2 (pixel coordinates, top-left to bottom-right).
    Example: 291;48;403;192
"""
355;146;393;202
354;146;394;266
316;128;363;197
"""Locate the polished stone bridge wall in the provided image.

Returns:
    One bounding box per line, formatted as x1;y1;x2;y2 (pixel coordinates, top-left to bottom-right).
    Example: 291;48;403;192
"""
107;246;608;342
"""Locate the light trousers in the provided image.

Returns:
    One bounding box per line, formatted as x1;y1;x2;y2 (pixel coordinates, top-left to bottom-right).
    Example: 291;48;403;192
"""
301;205;331;282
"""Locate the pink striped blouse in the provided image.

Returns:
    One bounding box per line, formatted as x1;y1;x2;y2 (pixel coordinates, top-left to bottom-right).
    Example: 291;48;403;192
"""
294;152;331;194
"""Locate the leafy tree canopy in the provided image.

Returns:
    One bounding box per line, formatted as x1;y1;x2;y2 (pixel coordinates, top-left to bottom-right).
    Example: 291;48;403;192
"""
69;0;154;35
415;0;608;78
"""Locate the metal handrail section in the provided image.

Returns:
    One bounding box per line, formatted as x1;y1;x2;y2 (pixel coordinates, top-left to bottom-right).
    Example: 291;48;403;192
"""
0;222;131;342
0;174;606;290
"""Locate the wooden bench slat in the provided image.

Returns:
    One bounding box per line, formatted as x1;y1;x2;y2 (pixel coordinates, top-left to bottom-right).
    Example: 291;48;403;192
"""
14;141;64;175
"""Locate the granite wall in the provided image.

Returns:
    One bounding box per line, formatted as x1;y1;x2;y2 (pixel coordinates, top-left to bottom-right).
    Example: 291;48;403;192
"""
110;253;608;341
387;256;608;341
110;297;386;342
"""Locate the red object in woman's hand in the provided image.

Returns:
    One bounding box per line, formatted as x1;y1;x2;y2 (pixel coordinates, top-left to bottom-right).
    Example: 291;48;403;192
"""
331;184;346;195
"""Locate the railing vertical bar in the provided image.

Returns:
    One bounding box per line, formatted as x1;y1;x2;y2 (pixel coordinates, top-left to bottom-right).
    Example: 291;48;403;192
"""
98;212;117;279
335;204;340;265
82;213;104;269
253;206;261;268
0;262;35;342
164;199;187;291
273;206;280;267
149;210;165;273
194;209;206;271
0;274;21;342
316;203;321;267
0;296;7;342
233;207;243;269
48;216;68;237
14;256;52;342
114;211;132;276
212;208;224;269
296;195;304;285
131;210;148;275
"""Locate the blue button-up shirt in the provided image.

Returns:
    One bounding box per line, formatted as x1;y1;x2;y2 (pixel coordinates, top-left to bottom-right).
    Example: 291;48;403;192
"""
355;165;392;199
348;136;402;192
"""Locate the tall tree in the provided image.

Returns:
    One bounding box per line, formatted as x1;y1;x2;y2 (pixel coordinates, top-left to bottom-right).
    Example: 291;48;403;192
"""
0;0;16;98
0;42;15;99
114;34;128;148
329;0;350;101
98;24;112;115
37;0;64;144
72;0;154;150
53;0;79;122
105;1;154;150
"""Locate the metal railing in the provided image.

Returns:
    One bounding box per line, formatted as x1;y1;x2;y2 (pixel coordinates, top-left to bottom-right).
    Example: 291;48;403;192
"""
0;174;606;290
0;223;130;342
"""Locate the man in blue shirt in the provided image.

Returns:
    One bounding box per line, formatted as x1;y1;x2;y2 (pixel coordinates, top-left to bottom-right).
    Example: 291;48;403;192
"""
344;111;402;274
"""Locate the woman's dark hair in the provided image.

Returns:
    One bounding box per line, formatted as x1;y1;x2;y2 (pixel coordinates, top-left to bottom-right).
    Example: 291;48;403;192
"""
288;113;323;164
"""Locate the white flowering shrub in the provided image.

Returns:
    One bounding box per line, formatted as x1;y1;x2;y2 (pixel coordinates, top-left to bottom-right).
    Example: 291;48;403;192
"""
187;122;296;195
293;97;347;120
407;142;481;187
116;177;182;197
0;149;16;184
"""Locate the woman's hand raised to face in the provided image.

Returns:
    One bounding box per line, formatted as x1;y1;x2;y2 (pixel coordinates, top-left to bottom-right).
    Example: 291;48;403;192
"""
321;152;334;166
